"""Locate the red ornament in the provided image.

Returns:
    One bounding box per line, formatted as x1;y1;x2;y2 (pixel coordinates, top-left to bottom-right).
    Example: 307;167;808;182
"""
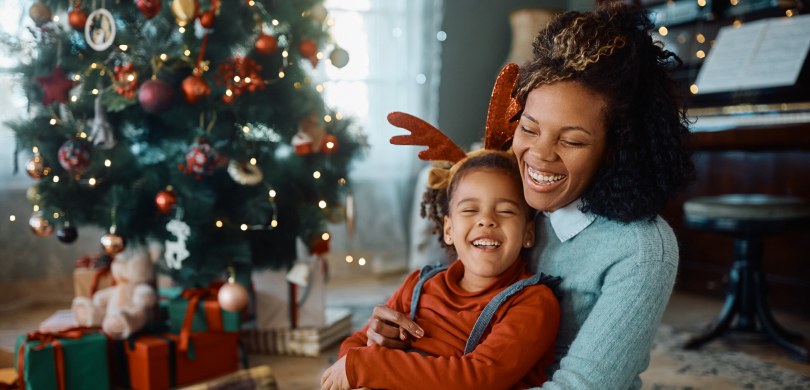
155;188;177;214
199;9;216;28
113;63;138;99
310;234;330;255
321;134;339;155
37;67;74;106
298;39;318;67
216;57;264;103
181;138;223;177
138;78;174;113
137;0;162;19
254;34;278;55
68;7;88;31
58;138;92;175
181;73;210;104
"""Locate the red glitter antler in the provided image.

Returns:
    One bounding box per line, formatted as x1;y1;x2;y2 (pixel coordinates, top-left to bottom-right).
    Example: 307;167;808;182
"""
484;63;521;150
388;112;467;163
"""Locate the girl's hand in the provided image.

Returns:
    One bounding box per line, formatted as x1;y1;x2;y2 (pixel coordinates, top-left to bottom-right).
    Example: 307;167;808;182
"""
321;356;350;390
365;305;424;349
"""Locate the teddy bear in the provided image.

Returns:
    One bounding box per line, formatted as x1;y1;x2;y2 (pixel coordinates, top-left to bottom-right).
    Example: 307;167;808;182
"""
72;243;160;339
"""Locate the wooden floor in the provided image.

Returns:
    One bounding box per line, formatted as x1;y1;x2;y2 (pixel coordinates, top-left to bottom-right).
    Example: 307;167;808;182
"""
2;272;809;389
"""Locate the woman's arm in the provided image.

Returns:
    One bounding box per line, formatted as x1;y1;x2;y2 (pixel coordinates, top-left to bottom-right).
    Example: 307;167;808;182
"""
345;286;560;390
538;258;676;390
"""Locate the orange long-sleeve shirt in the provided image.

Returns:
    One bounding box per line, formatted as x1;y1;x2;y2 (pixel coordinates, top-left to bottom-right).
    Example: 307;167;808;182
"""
338;258;560;390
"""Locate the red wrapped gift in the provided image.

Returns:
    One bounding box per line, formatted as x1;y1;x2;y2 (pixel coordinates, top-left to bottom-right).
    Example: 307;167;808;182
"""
126;332;239;390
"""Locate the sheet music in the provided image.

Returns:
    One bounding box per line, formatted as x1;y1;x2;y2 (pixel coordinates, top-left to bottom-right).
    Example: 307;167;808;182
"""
695;14;810;94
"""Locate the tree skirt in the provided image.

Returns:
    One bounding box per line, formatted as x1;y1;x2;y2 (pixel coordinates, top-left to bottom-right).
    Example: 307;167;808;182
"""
642;325;810;390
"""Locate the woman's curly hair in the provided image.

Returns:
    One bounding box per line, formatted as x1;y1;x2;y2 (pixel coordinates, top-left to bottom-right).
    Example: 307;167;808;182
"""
419;151;533;255
514;2;695;222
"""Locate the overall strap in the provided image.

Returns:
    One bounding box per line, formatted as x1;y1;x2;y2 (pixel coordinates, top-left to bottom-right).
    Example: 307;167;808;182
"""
464;273;561;355
410;263;449;320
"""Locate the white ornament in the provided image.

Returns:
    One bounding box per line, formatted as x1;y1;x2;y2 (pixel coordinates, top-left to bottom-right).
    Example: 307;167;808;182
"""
85;8;116;51
227;160;263;186
90;93;116;149
164;219;191;269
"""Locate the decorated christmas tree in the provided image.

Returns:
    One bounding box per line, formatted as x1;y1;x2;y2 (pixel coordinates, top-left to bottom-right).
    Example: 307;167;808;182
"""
6;0;363;288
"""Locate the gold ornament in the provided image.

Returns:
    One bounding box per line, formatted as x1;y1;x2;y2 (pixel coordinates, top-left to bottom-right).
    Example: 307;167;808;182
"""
26;155;49;179
171;0;199;26
29;212;54;237
309;4;328;23
100;232;126;256
217;279;249;312
29;2;52;26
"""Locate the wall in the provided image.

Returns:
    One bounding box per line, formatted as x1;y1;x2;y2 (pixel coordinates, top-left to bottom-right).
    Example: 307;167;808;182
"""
438;0;591;148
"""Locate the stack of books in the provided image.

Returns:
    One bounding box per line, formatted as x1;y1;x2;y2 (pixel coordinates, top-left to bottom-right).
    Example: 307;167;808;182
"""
241;307;353;357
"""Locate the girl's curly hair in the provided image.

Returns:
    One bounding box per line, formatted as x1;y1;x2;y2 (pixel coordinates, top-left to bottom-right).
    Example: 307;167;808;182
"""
419;151;533;256
515;2;695;222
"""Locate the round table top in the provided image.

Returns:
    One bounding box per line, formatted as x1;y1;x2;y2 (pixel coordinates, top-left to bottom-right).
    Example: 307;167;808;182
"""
684;194;810;221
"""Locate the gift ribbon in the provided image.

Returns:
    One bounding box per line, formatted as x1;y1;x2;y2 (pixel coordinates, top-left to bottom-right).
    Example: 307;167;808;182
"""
16;327;100;390
178;286;223;354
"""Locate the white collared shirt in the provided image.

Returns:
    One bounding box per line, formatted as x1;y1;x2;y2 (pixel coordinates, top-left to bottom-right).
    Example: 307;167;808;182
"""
543;199;596;242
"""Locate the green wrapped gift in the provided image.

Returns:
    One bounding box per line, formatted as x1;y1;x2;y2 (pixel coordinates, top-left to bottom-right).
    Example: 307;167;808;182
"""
165;286;241;334
14;327;109;390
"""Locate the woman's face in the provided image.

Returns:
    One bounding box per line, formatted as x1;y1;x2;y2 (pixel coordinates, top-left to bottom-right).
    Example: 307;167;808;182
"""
512;81;608;212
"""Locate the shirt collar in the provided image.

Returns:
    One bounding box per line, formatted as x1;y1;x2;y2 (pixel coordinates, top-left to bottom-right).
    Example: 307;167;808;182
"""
542;199;596;242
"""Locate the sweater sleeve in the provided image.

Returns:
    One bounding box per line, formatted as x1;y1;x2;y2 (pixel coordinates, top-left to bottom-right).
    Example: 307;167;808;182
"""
538;232;677;390
346;285;560;390
337;270;421;358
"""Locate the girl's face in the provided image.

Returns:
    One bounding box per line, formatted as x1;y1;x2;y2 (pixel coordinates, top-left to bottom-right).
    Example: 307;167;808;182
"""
512;81;608;212
443;168;535;292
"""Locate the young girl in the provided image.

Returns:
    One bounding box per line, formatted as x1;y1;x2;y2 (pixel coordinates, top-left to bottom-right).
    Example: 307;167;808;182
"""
321;145;561;390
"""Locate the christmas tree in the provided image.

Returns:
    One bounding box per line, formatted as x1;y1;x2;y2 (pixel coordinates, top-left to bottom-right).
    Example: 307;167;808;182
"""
6;0;363;287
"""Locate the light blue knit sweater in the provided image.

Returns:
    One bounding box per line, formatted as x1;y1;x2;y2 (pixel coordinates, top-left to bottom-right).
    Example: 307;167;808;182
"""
528;214;678;390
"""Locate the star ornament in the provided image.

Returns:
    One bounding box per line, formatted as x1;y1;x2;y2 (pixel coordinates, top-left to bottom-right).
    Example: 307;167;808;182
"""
36;67;75;106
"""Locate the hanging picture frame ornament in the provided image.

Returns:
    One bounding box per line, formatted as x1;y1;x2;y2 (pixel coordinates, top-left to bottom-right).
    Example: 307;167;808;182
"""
85;8;116;51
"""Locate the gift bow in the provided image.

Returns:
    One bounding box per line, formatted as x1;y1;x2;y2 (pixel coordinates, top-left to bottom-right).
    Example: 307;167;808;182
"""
17;327;101;390
178;285;224;354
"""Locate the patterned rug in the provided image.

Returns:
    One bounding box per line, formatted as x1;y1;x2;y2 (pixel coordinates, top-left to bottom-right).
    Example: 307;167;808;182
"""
643;325;810;390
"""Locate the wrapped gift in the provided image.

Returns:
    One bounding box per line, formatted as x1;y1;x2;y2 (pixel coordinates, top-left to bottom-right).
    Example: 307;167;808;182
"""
125;332;239;390
177;365;277;390
164;285;241;333
252;255;326;330
73;254;114;298
241;307;351;357
14;327;109;390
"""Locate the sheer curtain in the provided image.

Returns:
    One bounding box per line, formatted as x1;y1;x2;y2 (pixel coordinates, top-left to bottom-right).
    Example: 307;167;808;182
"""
323;0;444;274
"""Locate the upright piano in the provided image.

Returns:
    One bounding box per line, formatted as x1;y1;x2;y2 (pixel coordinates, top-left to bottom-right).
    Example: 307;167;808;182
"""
647;0;810;316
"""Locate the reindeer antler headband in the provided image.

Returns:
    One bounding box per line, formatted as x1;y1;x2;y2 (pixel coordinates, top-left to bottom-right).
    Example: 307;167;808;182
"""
388;63;521;190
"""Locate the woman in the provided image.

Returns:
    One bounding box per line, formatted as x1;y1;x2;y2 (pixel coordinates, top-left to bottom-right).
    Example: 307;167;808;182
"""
362;2;694;389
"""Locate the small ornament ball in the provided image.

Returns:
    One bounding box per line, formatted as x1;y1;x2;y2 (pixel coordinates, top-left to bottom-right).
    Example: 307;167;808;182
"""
137;0;162;19
155;188;177;214
199;9;216;28
29;2;52;26
100;232;126;256
58;138;92;175
298;39;318;67
329;47;350;69
254;34;278;55
57;225;79;244
139;78;174;113
68;7;89;31
26;155;48;179
181;73;210;104
182;138;220;176
218;281;249;312
29;212;54;237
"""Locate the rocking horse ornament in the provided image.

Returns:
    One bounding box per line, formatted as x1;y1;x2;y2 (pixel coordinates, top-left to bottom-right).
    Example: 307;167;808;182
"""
388;63;522;186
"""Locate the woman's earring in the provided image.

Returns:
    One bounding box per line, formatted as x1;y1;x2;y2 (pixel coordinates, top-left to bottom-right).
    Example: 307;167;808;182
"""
445;235;453;244
524;241;533;248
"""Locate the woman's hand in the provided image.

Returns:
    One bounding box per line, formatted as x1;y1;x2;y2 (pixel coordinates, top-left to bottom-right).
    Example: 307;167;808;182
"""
321;356;350;390
365;305;424;349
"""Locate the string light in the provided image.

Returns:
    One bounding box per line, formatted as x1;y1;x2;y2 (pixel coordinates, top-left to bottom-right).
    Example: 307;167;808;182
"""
730;0;739;5
248;0;255;6
321;232;330;240
325;140;335;150
324;114;332;123
240;224;248;231
696;50;706;59
786;9;795;17
243;125;250;134
245;77;252;83
270;219;278;227
271;19;279;26
358;257;366;266
316;84;324;93
53;212;60;219
269;189;277;198
690;84;699;94
92;88;99;95
278;71;286;78
49;118;57;125
52;176;60;183
225;89;233;97
345;255;353;263
9;215;16;222
91;63;98;69
338;178;347;185
313;171;321;179
119;44;128;51
697;0;707;7
32;146;38;153
216;220;224;228
282;50;289;58
73;74;81;81
70;96;78;102
318;200;327;209
696;34;706;43
104;159;112;167
53;15;59;22
33;205;40;212
249;157;257;165
335;112;343;120
160;53;168;61
88;178;97;186
732;19;742;28
234;76;241;83
179;27;186;34
658;26;668;36
79;132;87;138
